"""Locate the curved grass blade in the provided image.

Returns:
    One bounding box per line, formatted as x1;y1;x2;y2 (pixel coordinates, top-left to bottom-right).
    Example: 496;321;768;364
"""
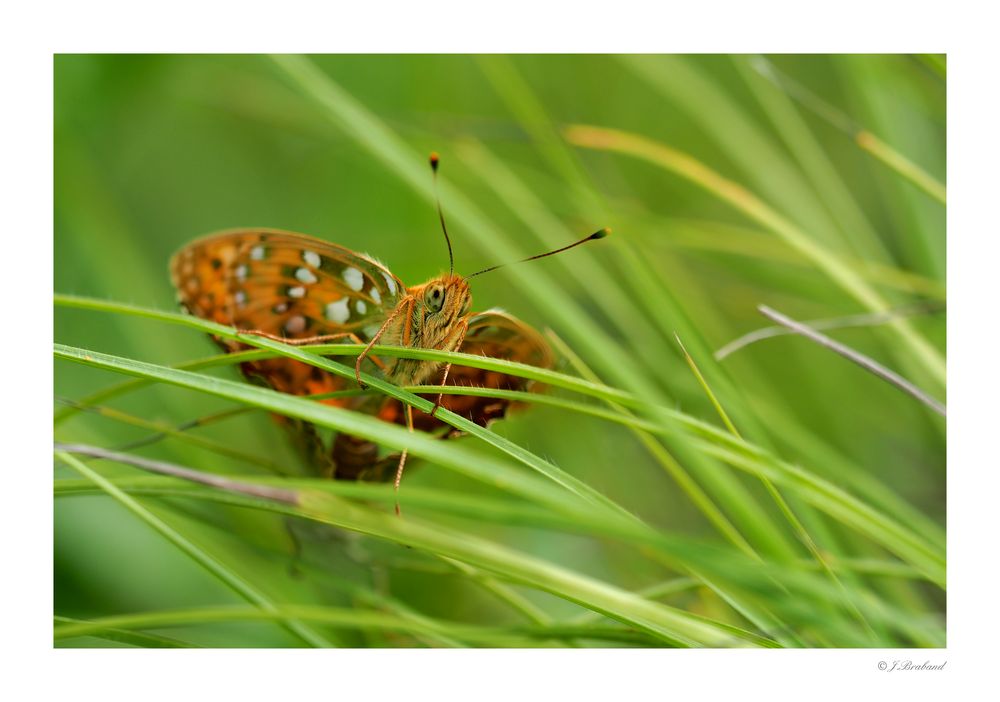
54;446;760;646
54;469;941;645
55;398;287;475
563;123;946;387
54;605;675;648
54;294;944;553
54;451;336;648
55;345;621;522
675;333;878;642
749;56;946;204
53;295;635;522
53;616;198;648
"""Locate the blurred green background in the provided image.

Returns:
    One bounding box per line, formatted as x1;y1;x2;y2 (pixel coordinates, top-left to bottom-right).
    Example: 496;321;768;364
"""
54;54;945;647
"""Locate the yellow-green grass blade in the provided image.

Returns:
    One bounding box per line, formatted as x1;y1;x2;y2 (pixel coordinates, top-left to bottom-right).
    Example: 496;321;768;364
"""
564;123;945;388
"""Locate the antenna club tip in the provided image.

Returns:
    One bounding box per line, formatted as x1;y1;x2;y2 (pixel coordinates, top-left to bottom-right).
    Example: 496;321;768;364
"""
592;227;612;240
429;152;440;169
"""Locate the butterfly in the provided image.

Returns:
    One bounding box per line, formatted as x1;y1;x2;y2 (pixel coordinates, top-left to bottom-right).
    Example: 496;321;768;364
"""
170;154;607;493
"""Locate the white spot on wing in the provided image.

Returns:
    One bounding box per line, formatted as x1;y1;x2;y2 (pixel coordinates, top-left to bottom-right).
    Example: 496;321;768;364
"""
343;267;364;292
234;290;247;307
326;298;350;324
250;245;266;260
295;267;318;284
302;250;321;268
285;315;307;334
288;286;306;298
370;287;381;304
273;302;288;313
382;272;397;295
235;264;248;282
355;300;367;315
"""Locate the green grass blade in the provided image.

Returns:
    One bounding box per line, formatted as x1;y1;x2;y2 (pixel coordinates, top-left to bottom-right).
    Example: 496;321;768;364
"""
54;468;938;645
54;451;336;647
53;293;636;521
55;343;624;523
675;333;879;641
564;124;946;388
55;294;944;553
55;452;762;646
53;616;199;648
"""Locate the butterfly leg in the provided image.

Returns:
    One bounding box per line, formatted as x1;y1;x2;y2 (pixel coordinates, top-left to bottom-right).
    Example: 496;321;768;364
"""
237;329;389;373
393;404;414;516
429;319;469;419
236;329;354;346
356;296;413;389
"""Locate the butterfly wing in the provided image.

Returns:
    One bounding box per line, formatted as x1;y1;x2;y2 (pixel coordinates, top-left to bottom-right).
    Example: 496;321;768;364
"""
376;309;555;435
170;228;406;400
171;229;409;477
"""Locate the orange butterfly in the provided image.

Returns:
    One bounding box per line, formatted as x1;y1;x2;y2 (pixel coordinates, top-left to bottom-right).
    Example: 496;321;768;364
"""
170;154;607;493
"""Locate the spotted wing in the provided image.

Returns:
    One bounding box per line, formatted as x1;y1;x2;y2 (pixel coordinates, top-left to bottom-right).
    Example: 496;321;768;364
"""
170;228;406;401
376;309;555;435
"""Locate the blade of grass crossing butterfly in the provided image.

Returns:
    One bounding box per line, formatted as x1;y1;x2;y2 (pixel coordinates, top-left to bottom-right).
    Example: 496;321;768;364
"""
376;309;555;435
170;228;407;475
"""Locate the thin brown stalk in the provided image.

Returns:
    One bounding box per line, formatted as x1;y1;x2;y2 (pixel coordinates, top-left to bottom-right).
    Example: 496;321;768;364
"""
757;306;946;418
716;303;945;361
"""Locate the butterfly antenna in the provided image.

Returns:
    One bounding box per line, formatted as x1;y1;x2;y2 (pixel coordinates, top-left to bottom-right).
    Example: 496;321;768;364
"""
430;153;455;276
465;228;611;280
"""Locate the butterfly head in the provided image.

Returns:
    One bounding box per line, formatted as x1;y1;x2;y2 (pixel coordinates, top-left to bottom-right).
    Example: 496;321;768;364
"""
419;273;472;329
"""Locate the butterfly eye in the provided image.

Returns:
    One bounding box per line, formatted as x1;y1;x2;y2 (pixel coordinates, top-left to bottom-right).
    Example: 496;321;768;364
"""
425;285;445;313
